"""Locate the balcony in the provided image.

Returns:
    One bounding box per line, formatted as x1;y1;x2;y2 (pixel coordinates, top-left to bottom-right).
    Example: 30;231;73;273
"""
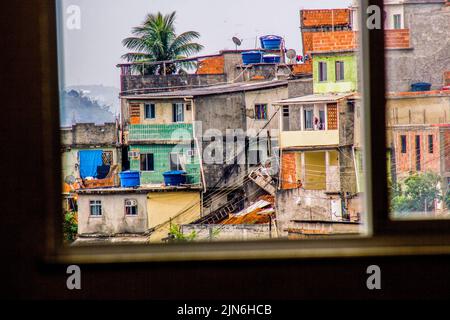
128;123;194;144
280;130;339;149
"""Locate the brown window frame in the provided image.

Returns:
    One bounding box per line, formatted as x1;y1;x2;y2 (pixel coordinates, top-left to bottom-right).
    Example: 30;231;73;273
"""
36;0;450;264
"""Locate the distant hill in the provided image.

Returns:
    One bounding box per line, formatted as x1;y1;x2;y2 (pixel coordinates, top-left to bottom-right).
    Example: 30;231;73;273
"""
60;89;116;127
67;85;120;115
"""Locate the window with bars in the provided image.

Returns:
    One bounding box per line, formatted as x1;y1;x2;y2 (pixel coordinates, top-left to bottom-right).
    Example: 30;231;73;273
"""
255;104;268;120
89;200;102;216
172;103;184;122
102;151;113;165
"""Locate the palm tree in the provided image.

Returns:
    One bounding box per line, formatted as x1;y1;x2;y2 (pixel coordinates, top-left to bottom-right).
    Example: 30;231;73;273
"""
122;11;203;75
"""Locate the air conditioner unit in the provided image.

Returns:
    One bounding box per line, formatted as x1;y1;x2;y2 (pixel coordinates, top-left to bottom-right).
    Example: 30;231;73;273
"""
186;149;195;157
125;199;137;207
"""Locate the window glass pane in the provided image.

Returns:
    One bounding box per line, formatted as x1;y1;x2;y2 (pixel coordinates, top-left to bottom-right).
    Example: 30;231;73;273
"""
56;0;367;245
382;0;450;219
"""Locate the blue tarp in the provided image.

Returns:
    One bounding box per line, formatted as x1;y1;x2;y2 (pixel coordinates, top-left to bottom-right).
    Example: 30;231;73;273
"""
79;150;103;179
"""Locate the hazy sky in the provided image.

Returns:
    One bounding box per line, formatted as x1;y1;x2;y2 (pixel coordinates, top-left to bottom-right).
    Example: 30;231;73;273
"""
60;0;350;88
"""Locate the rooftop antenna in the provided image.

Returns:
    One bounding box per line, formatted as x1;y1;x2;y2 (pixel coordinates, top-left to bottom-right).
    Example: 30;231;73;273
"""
286;49;297;64
232;37;242;51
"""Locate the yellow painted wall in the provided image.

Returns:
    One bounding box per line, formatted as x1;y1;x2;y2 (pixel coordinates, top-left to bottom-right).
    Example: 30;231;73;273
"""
130;101;193;125
147;191;201;242
280;130;339;148
304;152;326;190
295;153;302;181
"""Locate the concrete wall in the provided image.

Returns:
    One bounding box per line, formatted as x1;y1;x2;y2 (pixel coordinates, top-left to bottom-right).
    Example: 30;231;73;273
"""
194;92;247;189
194;92;246;134
181;224;274;241
276;188;339;236
245;86;288;131
61;123;118;147
287;221;361;239
77;193;148;235
392;126;448;178
385;2;450;91
120;74;226;95
287;78;314;98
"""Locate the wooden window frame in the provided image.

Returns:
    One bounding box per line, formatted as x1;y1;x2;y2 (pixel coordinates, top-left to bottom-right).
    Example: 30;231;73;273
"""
335;61;345;81
140;153;154;172
36;0;450;265
318;61;327;82
144;103;156;119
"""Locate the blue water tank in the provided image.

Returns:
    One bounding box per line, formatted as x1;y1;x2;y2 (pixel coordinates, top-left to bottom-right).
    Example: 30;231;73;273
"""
411;82;431;92
263;54;281;63
241;51;263;64
163;170;187;186
260;35;283;50
119;170;140;188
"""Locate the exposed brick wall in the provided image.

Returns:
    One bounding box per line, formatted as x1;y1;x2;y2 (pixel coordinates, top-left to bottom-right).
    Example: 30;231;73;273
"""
385;29;410;49
444;71;450;86
310;31;357;52
292;63;312;75
281;152;298;190
394;128;443;176
196;56;225;75
301;9;351;28
445;130;450;172
302;31;314;54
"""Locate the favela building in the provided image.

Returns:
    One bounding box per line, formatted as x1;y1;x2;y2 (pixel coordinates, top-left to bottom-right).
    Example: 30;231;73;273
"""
65;1;449;244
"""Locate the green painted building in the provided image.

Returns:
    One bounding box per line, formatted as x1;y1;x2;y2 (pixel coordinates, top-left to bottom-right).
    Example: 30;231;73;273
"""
128;123;201;185
312;51;357;94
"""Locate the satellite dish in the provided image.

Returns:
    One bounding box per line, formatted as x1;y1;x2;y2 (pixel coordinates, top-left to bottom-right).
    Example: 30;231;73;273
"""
232;36;242;50
286;49;297;60
64;175;76;185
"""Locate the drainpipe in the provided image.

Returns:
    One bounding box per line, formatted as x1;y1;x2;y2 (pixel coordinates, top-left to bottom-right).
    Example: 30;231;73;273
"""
352;146;360;193
185;97;207;194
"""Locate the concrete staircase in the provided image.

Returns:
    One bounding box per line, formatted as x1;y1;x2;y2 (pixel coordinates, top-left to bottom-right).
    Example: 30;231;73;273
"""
248;166;276;196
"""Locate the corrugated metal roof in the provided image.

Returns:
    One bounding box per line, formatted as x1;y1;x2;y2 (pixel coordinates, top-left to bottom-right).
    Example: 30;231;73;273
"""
125;80;288;100
273;93;354;105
